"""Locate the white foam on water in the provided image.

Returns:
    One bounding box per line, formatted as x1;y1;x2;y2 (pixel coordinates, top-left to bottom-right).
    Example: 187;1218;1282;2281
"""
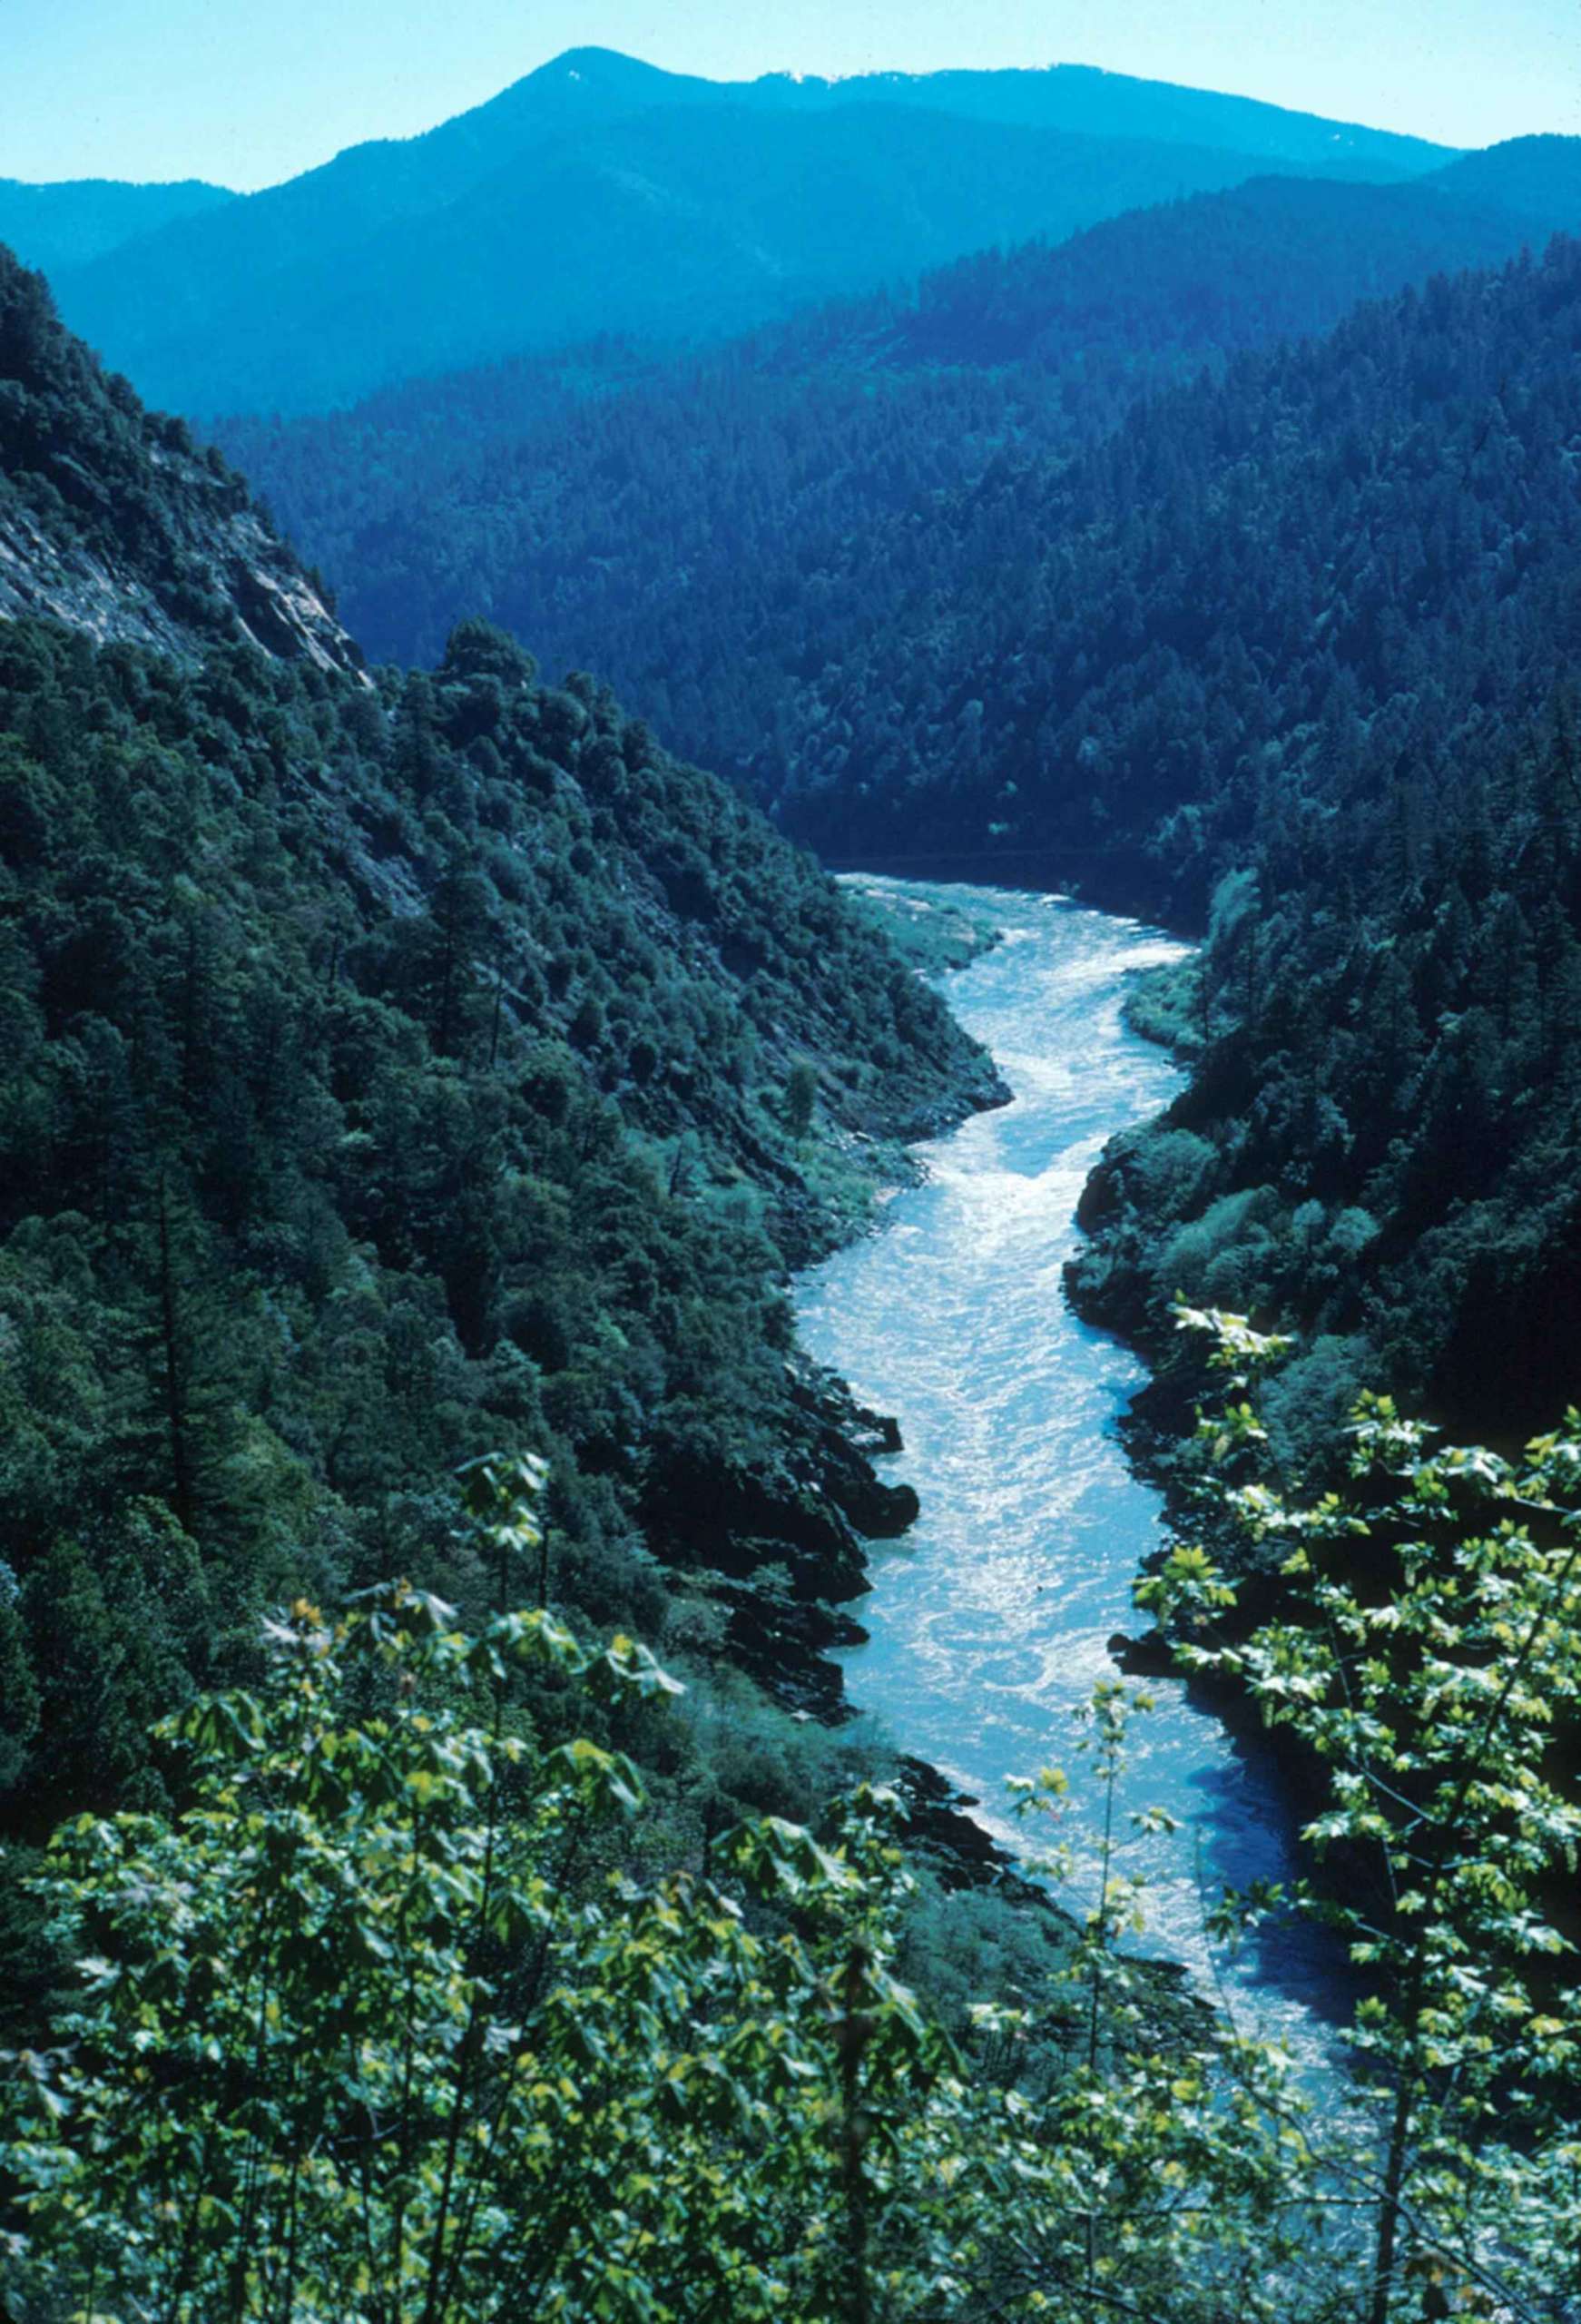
800;883;1351;2075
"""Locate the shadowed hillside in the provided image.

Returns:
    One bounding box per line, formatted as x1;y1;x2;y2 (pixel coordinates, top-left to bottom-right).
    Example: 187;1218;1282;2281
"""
214;138;1581;766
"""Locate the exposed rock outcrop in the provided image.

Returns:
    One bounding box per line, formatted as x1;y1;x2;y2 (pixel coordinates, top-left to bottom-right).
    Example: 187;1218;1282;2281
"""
0;241;364;679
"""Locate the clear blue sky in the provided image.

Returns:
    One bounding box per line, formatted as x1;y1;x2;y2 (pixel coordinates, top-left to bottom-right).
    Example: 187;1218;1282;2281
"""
4;0;1578;190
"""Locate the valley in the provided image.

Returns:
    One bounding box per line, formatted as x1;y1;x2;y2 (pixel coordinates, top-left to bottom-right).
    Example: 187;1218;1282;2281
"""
4;32;1581;2318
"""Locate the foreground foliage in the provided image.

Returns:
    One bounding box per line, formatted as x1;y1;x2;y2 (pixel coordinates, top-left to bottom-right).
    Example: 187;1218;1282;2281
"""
5;1469;1308;2323
7;1415;1581;2321
1143;1307;1581;2322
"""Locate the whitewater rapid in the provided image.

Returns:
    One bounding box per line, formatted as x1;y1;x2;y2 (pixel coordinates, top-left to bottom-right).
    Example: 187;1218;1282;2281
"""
797;880;1346;2050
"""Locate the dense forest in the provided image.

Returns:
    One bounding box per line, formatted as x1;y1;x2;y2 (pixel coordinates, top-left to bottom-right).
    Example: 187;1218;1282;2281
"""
1068;681;1581;1476
215;138;1581;760
0;244;1017;1951
771;239;1581;893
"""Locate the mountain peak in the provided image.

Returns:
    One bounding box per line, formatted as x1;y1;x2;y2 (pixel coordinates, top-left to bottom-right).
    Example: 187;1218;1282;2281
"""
479;47;711;119
535;45;669;77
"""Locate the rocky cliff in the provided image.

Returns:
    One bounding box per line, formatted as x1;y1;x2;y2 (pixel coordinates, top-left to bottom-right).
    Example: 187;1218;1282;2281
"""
0;244;360;675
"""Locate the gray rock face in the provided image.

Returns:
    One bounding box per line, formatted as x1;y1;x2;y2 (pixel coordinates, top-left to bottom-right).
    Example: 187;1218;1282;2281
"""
0;464;365;681
1;241;367;682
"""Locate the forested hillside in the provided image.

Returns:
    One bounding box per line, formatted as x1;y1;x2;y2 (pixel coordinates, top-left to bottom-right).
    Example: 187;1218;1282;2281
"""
1067;683;1581;1466
982;241;1581;1461
216;139;1581;743
0;242;1003;1876
775;238;1581;881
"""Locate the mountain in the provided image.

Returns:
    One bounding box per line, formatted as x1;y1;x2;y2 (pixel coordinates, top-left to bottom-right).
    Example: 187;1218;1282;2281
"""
41;47;1453;417
214;135;1581;743
739;55;1450;175
57;108;1278;418
0;176;233;275
0;240;1001;1851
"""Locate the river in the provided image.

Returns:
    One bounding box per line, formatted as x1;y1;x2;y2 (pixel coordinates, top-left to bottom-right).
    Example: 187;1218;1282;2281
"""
797;879;1348;2056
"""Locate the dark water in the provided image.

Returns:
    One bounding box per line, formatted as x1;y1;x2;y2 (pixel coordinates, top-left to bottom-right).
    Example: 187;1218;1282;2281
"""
798;881;1346;2054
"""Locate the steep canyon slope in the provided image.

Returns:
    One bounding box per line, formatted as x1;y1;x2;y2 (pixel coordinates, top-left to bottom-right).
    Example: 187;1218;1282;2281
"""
0;245;999;1866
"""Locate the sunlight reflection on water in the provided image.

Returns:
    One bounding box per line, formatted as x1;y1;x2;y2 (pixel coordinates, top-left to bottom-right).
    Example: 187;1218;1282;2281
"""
797;881;1350;2066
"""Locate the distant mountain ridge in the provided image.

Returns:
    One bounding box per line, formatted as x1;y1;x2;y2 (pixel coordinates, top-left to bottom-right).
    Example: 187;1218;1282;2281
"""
881;136;1581;367
57;108;1274;417
732;54;1450;173
37;46;1455;417
0;177;234;276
